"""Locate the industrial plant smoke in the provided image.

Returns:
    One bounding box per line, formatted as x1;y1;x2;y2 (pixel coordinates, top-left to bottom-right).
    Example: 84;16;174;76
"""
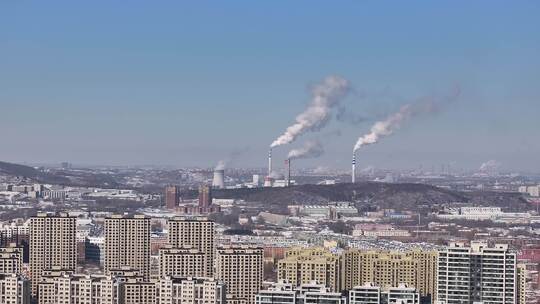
271;75;350;148
353;86;461;152
215;160;226;170
287;140;324;160
479;160;501;173
214;147;250;170
353;104;414;152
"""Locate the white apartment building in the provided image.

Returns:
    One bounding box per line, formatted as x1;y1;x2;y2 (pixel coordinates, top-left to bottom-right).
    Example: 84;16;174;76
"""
437;241;517;304
256;281;345;304
349;283;420;304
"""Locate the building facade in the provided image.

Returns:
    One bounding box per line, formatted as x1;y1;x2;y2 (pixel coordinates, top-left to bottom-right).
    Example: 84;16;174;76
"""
167;217;215;277
157;276;226;304
342;249;436;302
104;215;151;279
277;248;342;292
29;213;77;295
437;242;517;304
159;246;207;278
165;185;179;210
0;274;30;304
349;283;420;304
256;281;346;304
0;245;23;275
217;245;264;304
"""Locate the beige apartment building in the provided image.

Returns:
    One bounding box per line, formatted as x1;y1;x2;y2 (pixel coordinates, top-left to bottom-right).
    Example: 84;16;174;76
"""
0;273;30;304
37;269;116;304
159;245;208;278
157;276;226;304
217;245;263;304
342;249;437;301
0;244;23;275
29;212;77;295
276;247;437;302
104;215;151;279
167;217;215;277
277;247;342;292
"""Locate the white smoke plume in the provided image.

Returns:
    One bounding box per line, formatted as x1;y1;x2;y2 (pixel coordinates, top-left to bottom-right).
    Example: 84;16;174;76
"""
287;140;324;160
353;104;413;151
269;171;283;179
271;75;350;148
353;86;461;152
479;160;501;173
215;160;226;170
215;147;250;170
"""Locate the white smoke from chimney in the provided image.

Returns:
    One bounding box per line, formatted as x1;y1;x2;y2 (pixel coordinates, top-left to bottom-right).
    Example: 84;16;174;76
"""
287;140;324;160
353;104;413;152
271;75;350;148
353;86;461;152
215;160;226;170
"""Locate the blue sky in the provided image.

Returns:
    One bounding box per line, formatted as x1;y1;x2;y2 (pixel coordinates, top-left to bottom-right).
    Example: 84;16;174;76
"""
1;1;539;171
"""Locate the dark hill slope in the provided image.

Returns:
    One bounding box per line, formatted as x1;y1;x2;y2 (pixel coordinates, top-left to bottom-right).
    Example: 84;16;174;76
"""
181;182;528;213
0;161;70;184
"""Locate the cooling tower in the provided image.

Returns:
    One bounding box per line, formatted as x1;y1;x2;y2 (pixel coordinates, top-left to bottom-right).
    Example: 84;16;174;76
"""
212;169;225;189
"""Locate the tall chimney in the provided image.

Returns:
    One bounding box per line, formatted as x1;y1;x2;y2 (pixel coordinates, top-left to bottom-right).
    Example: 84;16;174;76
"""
352;153;356;183
268;148;272;176
286;159;291;187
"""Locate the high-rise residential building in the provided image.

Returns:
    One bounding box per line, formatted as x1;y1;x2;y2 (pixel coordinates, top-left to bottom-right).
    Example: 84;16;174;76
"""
517;264;526;304
157;276;226;304
198;184;212;208
117;276;156;304
158;246;207;278
256;281;346;304
0;244;23;275
167;217;215;277
165;185;179;210
437;242;517;304
29;212;77;295
217;245;264;304
277;248;342;292
0;273;30;304
104;215;151;279
349;283;420;304
37;269;116;304
342;249;437;302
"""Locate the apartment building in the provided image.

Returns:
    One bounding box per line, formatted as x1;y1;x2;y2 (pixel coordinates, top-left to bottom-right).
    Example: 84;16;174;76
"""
437;241;517;304
0;273;30;304
277;248;342;292
0;244;23;275
104;215;151;279
29;212;77;295
217;245;263;304
167;217;215;277
159;245;207;278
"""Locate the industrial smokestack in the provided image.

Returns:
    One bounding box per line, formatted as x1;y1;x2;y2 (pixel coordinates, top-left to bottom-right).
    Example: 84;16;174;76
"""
268;149;273;176
352;153;356;183
286;159;291;187
212;169;225;189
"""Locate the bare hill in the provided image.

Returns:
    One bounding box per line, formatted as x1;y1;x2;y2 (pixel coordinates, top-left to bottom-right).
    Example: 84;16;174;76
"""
182;182;528;213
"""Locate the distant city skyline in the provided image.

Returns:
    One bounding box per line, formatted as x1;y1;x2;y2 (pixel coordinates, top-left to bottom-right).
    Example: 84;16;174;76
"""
1;1;539;171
